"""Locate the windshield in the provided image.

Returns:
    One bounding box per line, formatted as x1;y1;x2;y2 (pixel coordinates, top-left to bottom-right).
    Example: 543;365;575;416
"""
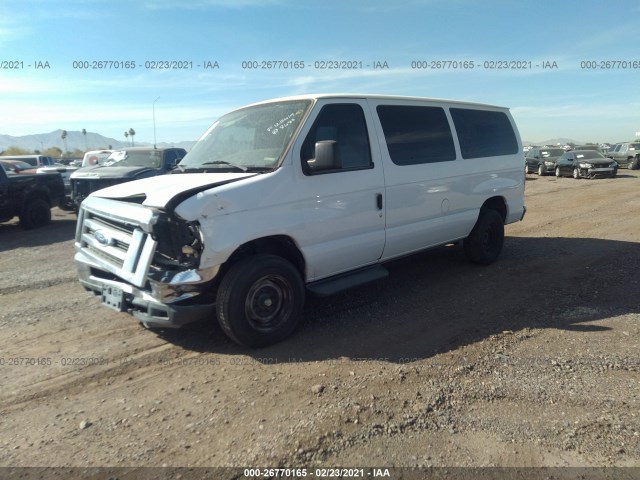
179;100;311;171
104;150;162;168
575;151;604;160
540;149;564;157
83;151;113;167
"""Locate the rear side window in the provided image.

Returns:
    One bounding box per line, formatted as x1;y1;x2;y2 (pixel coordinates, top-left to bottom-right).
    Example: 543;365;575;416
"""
450;108;519;159
376;105;456;165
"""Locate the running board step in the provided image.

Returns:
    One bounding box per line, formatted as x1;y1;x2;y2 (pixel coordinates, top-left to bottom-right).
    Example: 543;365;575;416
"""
307;265;389;297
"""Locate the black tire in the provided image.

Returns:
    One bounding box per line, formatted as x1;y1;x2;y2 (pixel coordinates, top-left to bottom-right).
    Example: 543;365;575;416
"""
555;166;561;178
19;198;51;229
629;157;639;170
524;164;529;175
216;254;305;347
572;167;580;179
537;165;545;176
463;209;505;265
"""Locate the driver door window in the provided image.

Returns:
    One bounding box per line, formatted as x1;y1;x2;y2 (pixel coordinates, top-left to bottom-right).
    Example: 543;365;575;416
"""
301;104;372;174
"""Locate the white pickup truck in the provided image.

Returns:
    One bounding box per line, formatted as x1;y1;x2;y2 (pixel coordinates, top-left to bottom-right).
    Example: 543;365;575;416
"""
74;94;526;347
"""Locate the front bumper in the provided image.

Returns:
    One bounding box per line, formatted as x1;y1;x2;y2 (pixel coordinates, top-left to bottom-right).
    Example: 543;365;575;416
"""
74;197;218;328
579;167;615;178
76;258;214;328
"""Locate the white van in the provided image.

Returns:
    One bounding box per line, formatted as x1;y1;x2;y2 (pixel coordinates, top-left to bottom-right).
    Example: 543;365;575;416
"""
74;94;526;347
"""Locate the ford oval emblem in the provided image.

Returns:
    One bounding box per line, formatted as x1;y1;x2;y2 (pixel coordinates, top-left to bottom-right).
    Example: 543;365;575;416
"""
95;230;113;246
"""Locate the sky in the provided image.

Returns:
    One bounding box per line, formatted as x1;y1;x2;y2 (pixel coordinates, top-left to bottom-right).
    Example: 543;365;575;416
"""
1;0;639;145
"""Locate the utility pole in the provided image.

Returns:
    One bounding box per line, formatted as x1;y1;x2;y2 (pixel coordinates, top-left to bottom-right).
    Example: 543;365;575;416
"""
153;96;160;149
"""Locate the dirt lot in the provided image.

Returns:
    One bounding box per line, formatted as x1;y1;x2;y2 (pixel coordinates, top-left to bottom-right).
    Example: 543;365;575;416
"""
0;170;639;470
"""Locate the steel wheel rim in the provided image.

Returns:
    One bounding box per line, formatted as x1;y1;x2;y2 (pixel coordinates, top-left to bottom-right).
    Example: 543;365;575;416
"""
245;275;292;332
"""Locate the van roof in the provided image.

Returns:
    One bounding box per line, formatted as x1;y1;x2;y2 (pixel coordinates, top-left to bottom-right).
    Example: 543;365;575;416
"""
245;93;508;110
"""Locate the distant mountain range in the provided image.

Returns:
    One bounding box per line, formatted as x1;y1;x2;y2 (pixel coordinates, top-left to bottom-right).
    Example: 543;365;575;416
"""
0;129;196;153
523;137;583;146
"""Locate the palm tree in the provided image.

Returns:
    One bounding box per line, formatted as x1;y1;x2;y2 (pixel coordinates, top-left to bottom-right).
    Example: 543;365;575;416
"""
82;128;87;150
128;128;136;147
61;130;68;158
124;131;129;145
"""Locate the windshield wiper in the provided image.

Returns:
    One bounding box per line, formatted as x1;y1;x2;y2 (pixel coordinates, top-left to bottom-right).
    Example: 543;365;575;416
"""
200;160;248;172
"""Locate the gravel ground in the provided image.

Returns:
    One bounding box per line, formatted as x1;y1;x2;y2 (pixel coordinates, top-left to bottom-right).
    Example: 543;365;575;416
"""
0;170;639;469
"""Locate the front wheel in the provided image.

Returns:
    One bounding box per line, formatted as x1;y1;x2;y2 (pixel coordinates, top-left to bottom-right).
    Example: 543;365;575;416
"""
629;157;639;170
555;166;561;178
463;209;505;265
216;254;305;347
572;167;580;179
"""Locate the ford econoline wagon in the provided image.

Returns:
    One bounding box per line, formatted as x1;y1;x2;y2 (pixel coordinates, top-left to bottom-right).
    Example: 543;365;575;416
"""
74;94;526;347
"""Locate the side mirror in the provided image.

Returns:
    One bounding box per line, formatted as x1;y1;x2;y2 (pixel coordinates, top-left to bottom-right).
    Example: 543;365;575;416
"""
166;158;178;169
306;140;340;172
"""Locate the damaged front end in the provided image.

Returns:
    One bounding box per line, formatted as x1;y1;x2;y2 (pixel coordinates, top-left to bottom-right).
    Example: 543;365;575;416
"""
74;196;217;328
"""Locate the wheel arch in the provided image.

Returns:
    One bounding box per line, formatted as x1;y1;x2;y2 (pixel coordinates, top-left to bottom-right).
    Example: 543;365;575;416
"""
220;235;307;282
480;196;507;223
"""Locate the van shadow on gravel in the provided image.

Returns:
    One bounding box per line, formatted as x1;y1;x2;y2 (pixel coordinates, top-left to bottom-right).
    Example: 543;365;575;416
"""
155;236;639;364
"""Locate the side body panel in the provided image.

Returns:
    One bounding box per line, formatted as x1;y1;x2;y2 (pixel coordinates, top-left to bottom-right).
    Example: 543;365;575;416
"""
366;98;524;261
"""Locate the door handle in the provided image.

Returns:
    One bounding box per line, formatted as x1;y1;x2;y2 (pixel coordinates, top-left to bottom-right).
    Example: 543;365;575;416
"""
376;193;383;210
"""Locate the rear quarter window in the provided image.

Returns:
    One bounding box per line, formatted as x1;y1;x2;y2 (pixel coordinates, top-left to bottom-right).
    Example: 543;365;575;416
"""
376;105;456;165
450;108;519;159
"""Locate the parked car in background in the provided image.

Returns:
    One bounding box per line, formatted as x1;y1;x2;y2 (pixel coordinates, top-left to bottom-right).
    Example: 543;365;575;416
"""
606;142;640;169
0;158;75;209
0;160;38;174
524;147;565;175
0;154;56;168
555;150;617;179
0;161;65;229
70;147;187;209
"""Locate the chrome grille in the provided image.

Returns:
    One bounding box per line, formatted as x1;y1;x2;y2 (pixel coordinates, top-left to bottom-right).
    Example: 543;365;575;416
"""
75;197;158;288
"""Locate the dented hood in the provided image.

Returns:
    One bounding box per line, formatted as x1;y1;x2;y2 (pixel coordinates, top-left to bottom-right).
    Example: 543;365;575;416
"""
90;172;257;208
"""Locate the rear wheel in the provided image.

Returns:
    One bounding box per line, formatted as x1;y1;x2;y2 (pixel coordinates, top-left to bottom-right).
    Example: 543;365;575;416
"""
629;157;639;170
19;198;51;229
463;209;504;265
538;165;545;176
216;254;305;347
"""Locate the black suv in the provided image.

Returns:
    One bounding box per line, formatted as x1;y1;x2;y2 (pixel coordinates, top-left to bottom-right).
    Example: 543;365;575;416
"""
524;147;566;175
70;147;186;209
